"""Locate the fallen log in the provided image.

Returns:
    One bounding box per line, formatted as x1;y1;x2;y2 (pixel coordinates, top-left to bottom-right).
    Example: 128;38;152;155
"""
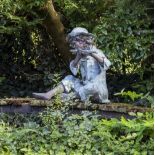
0;98;152;113
0;98;152;119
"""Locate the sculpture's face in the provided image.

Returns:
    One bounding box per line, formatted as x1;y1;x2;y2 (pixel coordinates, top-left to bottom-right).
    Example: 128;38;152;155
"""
68;34;94;50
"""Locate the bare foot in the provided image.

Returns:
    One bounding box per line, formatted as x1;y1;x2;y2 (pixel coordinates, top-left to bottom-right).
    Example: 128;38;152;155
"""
32;93;51;100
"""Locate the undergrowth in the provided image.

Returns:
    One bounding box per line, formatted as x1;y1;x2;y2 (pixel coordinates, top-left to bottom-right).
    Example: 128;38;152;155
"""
0;107;153;155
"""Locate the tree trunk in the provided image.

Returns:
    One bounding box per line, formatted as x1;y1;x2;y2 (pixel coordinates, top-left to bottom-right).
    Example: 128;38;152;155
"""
40;0;72;64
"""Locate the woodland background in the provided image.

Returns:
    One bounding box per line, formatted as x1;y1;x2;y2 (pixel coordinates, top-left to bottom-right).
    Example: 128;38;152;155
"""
0;0;154;106
0;0;154;154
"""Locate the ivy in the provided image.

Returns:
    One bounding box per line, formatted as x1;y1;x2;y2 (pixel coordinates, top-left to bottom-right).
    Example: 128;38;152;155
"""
93;0;153;75
0;110;153;154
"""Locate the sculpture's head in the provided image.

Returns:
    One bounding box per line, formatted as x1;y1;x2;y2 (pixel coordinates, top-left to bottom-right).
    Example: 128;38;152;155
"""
67;27;95;52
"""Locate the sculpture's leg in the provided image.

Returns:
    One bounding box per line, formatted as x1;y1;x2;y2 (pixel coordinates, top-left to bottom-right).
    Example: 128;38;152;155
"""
99;97;110;103
61;92;79;101
32;84;64;100
99;87;110;103
77;83;94;102
78;81;110;103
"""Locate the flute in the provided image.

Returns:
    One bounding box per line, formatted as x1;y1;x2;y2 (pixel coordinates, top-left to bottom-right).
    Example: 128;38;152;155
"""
70;49;96;55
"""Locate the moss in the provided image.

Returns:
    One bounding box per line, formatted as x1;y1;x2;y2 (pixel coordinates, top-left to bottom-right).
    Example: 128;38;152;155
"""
0;98;152;113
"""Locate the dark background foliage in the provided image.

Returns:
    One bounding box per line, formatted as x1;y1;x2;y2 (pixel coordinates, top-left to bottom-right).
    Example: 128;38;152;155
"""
0;1;154;154
0;0;154;106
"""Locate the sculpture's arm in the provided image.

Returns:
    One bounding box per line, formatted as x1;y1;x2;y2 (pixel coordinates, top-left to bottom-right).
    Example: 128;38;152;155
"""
90;51;111;70
70;52;82;76
72;52;82;67
90;52;104;63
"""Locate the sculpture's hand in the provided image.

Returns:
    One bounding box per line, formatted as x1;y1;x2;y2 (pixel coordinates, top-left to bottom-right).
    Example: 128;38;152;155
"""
79;49;95;56
76;51;83;58
70;49;78;54
70;48;95;57
72;52;82;67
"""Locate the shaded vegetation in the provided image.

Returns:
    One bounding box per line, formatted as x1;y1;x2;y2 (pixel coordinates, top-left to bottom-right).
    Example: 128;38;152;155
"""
0;0;153;106
0;1;154;154
0;108;154;154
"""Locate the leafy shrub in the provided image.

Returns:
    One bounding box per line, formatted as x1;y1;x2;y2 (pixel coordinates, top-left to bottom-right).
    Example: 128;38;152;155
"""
0;108;153;155
114;89;154;107
0;0;153;104
93;0;153;75
55;0;153;104
55;0;153;76
0;0;67;97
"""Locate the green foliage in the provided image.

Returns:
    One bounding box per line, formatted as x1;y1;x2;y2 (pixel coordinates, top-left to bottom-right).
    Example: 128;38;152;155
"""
0;0;66;97
0;0;154;104
114;89;154;107
0;110;153;154
132;80;154;95
55;0;153;105
56;0;153;76
0;0;47;33
93;0;153;75
114;89;143;102
0;1;153;154
55;0;114;30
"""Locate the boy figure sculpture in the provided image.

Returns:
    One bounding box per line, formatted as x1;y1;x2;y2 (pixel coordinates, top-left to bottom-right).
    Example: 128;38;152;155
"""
33;27;111;103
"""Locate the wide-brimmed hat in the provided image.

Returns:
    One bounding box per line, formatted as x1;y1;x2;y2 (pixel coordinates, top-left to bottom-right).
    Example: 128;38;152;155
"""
68;27;94;38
